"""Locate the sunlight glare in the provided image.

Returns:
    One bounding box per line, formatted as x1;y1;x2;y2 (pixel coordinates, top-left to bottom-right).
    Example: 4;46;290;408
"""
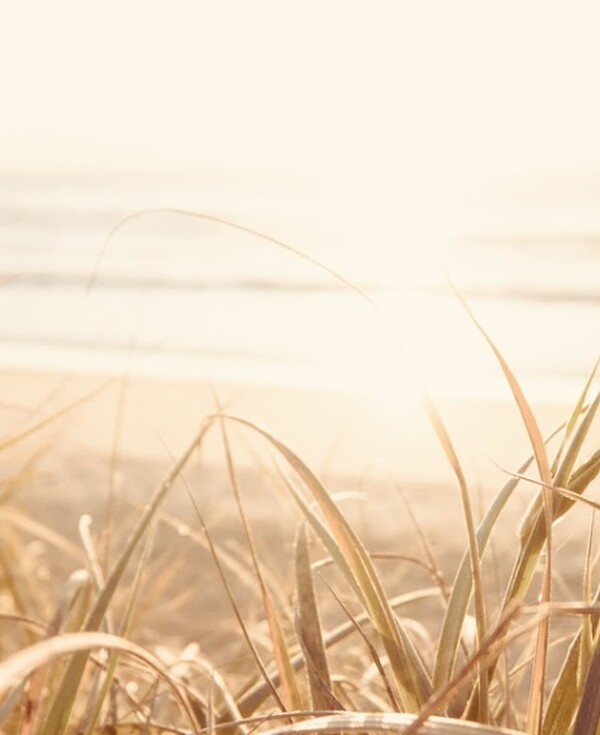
365;170;451;288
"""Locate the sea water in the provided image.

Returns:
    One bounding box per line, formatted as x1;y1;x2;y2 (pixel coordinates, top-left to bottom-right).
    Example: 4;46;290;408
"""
1;173;598;407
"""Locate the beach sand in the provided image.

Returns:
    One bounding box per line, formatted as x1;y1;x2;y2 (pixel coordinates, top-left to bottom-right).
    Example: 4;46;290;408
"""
1;366;583;480
1;366;596;656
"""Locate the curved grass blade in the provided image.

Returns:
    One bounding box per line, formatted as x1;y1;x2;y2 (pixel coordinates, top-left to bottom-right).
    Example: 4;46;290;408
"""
294;526;342;712
282;477;430;711
322;574;399;711
265;593;305;713
41;420;211;735
578;515;597;687
0;508;82;560
549;357;599;477
0;631;197;728
216;414;432;712
503;446;600;617
280;473;364;605
448;283;552;490
183;486;289;721
519;389;600;545
395;485;450;604
543;547;600;734
550;517;599;735
420;392;489;720
233;589;438;719
0;376;116;453
450;283;553;735
216;408;303;713
258;711;525;735
82;518;159;735
573;631;600;735
91;209;369;301
433;425;565;689
94;208;517;718
20;569;91;735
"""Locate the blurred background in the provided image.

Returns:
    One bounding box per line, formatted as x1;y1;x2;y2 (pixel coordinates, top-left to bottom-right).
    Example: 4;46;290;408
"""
1;1;599;481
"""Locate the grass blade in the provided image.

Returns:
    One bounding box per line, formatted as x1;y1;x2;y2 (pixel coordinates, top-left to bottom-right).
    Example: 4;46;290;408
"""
434;432;564;688
257;711;525;735
450;283;553;735
216;407;303;712
234;589;438;718
519;390;600;545
549;357;599;476
0;631;197;727
503;446;600;620
543;547;600;734
322;575;400;711
40;420;211;735
82;518;159;735
0;377;115;453
421;392;489;720
294;525;341;712
573;632;600;735
216;414;432;712
182;488;289;720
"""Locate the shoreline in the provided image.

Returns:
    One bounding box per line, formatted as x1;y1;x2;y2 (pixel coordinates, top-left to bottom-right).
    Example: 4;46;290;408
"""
1;365;590;486
3;364;597;645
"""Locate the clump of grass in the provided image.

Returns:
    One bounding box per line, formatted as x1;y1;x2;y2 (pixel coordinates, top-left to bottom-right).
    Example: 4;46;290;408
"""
1;214;600;734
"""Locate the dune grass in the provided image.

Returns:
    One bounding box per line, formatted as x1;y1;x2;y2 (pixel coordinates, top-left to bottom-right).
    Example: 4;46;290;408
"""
1;214;600;734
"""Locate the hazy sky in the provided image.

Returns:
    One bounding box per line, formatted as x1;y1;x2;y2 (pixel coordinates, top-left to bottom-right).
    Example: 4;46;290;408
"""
2;1;600;184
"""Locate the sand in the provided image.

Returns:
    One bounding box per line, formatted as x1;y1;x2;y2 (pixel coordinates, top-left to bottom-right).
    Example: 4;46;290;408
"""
1;365;597;658
3;364;594;555
2;365;593;563
0;366;582;482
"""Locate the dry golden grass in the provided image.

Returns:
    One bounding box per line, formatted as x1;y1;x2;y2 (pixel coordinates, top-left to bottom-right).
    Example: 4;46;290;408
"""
1;213;600;734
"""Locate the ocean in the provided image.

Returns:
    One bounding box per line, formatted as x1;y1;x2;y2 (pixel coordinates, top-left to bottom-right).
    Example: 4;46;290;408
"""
1;172;599;408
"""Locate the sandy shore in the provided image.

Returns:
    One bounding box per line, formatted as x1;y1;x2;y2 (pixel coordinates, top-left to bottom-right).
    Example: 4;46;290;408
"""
2;365;594;553
0;366;585;484
2;366;597;650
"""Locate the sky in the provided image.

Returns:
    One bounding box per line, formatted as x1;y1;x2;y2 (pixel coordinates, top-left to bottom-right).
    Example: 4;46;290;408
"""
2;1;600;184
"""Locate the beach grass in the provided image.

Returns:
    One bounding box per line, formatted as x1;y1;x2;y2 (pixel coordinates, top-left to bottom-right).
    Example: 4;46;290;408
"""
1;217;600;734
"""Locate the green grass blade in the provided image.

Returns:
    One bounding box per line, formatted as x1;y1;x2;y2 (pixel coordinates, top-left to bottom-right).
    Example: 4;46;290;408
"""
542;633;582;735
421;392;489;720
543;578;600;735
519;389;600;545
450;283;553;735
503;447;600;621
569;448;600;496
434;479;515;690
573;631;600;735
434;431;565;688
578;515;596;683
550;357;599;475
